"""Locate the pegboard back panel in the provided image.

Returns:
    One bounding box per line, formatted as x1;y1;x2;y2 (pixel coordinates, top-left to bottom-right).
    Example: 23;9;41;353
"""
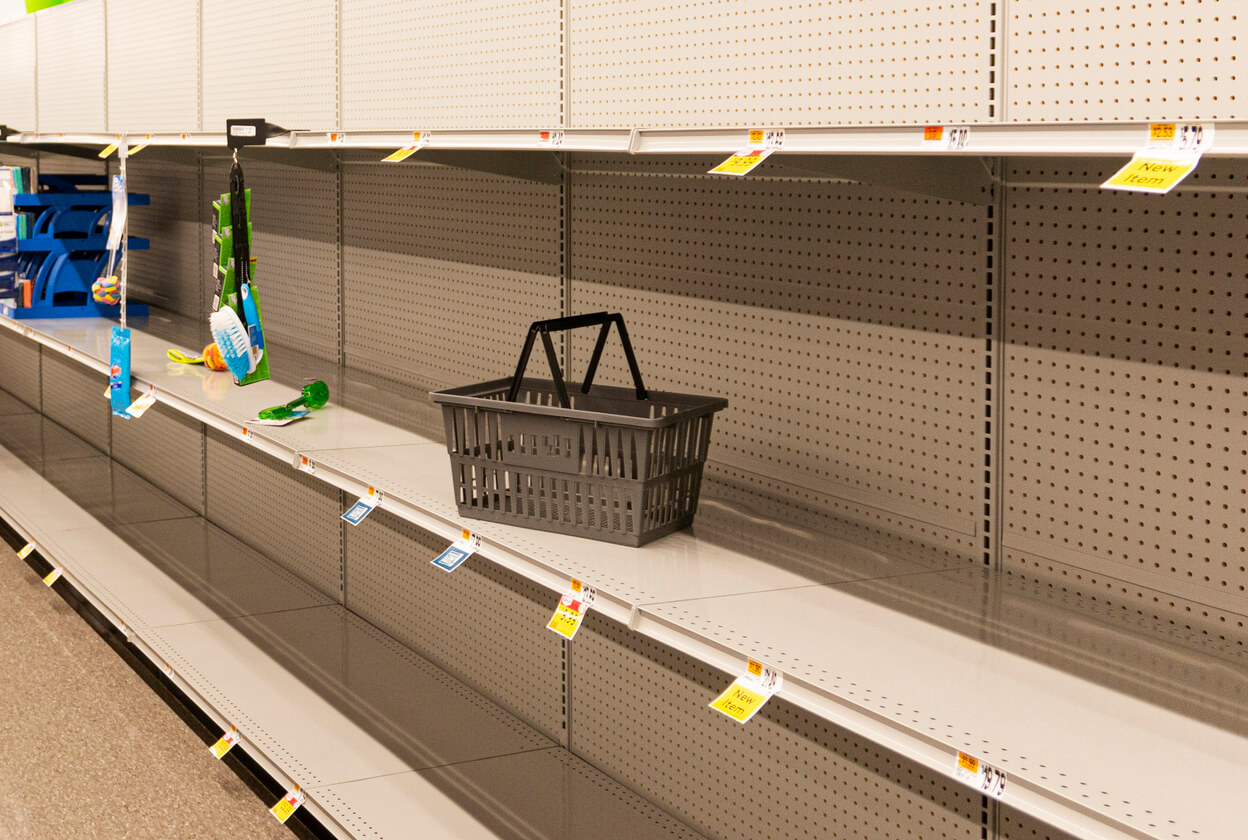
1007;2;1247;122
340;0;561;130
1004;158;1248;618
0;329;41;410
39;351;107;453
570;155;985;543
572;613;982;840
111;399;205;515
105;0;200;132
201;0;338;131
35;0;106;132
125;153;203;319
0;17;36;132
344;507;566;743
341;157;561;389
569;0;993;128
205;429;343;600
203;155;341;362
998;806;1078;840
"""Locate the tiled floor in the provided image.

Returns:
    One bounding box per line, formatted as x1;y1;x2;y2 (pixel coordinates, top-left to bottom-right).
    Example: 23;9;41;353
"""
0;550;294;840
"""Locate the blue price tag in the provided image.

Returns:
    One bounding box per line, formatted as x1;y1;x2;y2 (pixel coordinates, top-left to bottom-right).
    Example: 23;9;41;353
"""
432;546;469;572
341;497;377;526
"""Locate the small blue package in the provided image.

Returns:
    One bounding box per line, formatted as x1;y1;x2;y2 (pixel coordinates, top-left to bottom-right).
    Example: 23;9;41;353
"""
109;325;132;418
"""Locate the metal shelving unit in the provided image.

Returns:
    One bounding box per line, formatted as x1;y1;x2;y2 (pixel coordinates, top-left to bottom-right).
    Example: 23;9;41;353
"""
2;308;1243;840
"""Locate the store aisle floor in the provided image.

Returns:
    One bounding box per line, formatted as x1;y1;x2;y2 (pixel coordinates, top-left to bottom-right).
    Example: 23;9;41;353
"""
0;549;295;840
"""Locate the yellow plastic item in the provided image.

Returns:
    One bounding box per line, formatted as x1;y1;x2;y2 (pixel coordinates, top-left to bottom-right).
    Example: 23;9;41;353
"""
167;343;229;372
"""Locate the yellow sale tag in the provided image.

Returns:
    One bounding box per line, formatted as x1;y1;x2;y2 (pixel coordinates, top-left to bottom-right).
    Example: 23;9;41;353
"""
957;752;979;773
17;542;35;560
126;144;148;156
210;731;238;759
1102;154;1200;194
709;679;771;723
709;149;773;177
382;145;421;162
748;130;764;145
98;143;118;159
1150;123;1177;143
43;568;62;586
547;595;586;639
270;790;302;824
923;125;944;142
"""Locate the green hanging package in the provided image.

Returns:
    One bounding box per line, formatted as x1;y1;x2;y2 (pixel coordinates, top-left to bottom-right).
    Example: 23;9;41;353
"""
211;179;270;386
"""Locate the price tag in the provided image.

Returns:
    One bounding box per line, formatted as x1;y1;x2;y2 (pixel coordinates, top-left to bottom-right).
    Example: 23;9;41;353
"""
209;728;239;759
327;132;346;145
127;143;148;156
342;488;380;526
125;390;156;418
431;529;482;572
383;145;421;162
748;128;785;150
97;143;118;159
1102;154;1200;194
297;455;316;475
547;579;595;639
538;130;565;147
1147;122;1213;154
709;659;782;724
17;542;34;560
709;148;774;177
270;788;304;824
921;125;970;151
43;567;62;586
954;751;1006;799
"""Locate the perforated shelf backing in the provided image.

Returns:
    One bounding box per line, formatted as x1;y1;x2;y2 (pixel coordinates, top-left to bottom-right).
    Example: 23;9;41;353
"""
341;156;561;389
126;154;203;321
0;328;41;410
998;806;1078;840
1007;1;1247;122
1003;158;1248;620
570;613;982;840
40;351;108;454
34;0;106;133
202;156;342;363
205;428;344;601
568;0;994;128
201;0;338;130
340;0;561;130
569;154;985;557
105;0;200;132
111;399;206;515
0;16;36;132
344;507;566;744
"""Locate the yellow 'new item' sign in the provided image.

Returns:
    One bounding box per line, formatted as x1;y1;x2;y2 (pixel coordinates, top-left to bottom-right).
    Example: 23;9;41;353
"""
1102;154;1200;195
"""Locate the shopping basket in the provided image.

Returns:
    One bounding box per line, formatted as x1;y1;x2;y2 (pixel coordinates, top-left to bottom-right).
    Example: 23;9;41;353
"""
430;312;727;546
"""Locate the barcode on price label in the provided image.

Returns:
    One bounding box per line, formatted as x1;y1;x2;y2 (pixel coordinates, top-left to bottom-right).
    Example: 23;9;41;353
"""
748;129;784;150
1147;122;1213;154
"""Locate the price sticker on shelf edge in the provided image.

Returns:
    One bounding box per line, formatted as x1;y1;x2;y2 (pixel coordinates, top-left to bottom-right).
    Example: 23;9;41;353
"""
710;659;782;724
709;148;774;177
341;488;380;526
1147;122;1214;155
922;125;971;151
270;788;304;824
1102;153;1201;195
125;389;157;419
748;129;785;150
17;542;35;560
539;130;565;147
547;579;595;639
209;728;239;760
43;567;62;586
432;529;481;572
954;751;1006;799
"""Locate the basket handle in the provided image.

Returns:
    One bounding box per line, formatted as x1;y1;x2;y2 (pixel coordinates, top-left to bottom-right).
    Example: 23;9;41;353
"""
506;312;649;407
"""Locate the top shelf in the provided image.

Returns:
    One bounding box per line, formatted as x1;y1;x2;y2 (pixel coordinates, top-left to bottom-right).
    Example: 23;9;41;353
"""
8;121;1248;157
2;305;1245;840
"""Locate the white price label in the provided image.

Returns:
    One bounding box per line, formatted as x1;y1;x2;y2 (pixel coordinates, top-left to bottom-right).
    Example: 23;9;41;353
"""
922;125;970;151
1147;123;1214;155
748;129;785;150
954;752;1006;799
539;130;565;147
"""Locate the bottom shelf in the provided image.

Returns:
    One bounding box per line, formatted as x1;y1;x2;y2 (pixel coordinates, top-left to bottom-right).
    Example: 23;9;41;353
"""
0;404;700;840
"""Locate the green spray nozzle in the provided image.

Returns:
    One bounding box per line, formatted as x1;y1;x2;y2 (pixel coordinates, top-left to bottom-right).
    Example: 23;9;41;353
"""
259;381;329;421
